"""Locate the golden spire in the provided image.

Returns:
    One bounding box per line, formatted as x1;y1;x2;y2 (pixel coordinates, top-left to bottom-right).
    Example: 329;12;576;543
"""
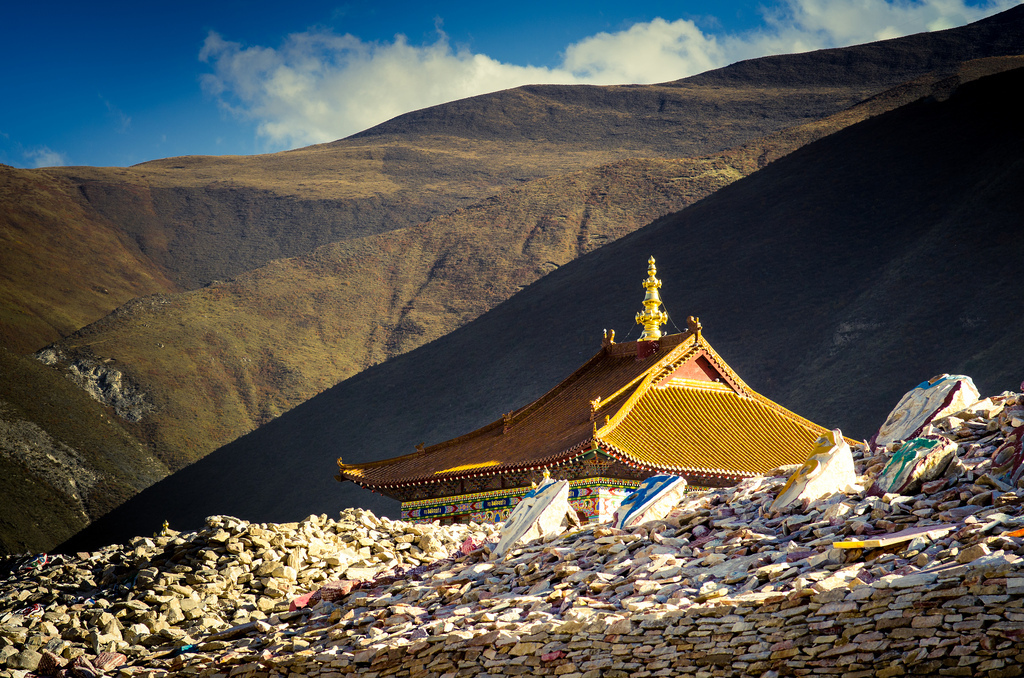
635;256;667;341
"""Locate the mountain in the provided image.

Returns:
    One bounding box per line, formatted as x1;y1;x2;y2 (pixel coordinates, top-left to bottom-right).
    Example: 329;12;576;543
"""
4;7;1024;555
10;6;1024;354
34;55;1024;474
60;62;1024;553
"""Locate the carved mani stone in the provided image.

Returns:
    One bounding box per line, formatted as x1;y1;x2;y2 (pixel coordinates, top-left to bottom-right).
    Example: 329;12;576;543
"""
869;435;957;497
874;374;979;449
770;429;859;513
492;479;572;559
613;475;688;530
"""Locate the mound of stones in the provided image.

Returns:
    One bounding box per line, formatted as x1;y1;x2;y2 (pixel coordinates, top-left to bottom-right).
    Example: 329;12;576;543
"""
0;510;494;677
2;390;1023;678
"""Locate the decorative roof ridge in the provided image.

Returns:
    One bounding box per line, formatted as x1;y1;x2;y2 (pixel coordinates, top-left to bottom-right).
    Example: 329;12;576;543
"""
650;343;704;389
591;331;696;418
472;329;695;441
651;331;846;442
604;329;690;357
351;437;599;489
336;443;438;474
595;332;702;437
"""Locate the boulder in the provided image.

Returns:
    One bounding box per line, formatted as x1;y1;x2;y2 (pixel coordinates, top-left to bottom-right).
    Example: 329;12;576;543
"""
992;425;1024;486
7;648;42;671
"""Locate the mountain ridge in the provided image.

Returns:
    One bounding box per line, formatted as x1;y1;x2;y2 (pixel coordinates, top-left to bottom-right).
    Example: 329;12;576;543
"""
40;55;1023;474
59;63;1024;553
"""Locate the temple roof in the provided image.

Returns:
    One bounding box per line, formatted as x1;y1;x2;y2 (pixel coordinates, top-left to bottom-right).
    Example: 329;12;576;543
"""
336;323;837;493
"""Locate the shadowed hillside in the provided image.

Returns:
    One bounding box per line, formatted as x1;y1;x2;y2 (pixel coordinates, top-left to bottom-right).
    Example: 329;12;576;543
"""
0;349;168;554
40;55;1024;474
60;64;1024;553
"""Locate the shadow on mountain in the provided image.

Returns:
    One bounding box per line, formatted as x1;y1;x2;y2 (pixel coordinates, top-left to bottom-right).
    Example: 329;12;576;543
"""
60;64;1024;554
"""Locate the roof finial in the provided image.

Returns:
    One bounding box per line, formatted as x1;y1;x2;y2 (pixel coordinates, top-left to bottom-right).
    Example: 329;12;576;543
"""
635;256;667;341
687;315;702;338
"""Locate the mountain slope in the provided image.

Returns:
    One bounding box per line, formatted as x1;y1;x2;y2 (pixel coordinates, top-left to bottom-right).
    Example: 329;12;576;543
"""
0;166;177;353
40;158;737;468
61;64;1024;553
0;349;168;554
7;5;1021;353
42;56;1022;472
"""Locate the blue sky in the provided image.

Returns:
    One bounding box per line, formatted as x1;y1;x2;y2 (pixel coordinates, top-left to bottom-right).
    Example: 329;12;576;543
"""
1;0;1018;168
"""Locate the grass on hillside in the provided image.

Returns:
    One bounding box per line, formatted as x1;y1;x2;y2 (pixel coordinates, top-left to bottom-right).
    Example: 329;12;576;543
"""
44;56;1024;475
0;348;168;554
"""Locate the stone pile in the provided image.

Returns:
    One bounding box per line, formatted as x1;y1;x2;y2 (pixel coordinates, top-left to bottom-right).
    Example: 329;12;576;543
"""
2;391;1023;678
0;509;494;677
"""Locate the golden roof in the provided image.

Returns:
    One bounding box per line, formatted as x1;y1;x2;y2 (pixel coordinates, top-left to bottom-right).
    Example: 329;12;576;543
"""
336;324;837;492
599;384;827;475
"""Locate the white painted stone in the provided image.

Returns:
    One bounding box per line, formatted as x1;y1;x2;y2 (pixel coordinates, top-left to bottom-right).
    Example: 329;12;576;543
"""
875;374;979;448
492;479;572;559
613;475;688;529
770;429;859;513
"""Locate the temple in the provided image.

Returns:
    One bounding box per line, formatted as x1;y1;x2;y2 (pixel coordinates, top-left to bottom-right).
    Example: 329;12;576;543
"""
336;257;839;525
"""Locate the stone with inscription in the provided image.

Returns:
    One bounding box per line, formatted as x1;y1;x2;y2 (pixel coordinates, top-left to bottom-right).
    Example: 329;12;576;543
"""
873;374;979;448
869;435;956;496
770;429;858;513
613;475;688;529
492;478;573;559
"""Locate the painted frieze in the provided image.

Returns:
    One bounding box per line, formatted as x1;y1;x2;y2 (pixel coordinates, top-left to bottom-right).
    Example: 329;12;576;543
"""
401;478;638;524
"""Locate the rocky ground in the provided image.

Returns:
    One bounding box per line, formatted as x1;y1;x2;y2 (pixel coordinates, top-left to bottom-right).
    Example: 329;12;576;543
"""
2;392;1023;678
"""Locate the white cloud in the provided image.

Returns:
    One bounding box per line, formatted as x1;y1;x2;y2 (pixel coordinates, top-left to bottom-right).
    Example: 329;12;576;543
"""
199;30;577;149
24;146;69;168
199;0;1020;149
561;18;726;84
760;0;1012;45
